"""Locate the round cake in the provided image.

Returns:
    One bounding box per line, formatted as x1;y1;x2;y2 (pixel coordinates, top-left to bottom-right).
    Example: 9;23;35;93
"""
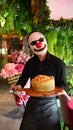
31;75;55;92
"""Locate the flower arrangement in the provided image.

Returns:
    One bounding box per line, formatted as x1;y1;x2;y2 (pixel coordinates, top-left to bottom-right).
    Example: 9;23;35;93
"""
0;51;30;79
0;51;30;86
0;63;24;86
11;50;30;64
14;91;30;107
0;55;30;107
0;63;24;79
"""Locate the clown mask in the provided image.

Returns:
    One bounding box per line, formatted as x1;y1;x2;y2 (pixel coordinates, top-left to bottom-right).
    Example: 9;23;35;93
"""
28;32;48;56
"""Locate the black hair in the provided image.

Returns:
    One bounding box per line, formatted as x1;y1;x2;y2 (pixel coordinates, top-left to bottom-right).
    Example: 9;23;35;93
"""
27;31;42;41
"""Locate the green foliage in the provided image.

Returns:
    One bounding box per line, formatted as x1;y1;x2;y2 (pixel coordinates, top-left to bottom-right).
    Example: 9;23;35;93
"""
3;7;15;34
17;0;32;35
66;67;73;96
0;1;73;66
46;30;57;54
44;19;73;66
0;0;51;36
32;0;51;33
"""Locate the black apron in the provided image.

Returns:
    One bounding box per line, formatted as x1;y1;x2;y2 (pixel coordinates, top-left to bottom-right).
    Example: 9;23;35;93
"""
20;96;61;130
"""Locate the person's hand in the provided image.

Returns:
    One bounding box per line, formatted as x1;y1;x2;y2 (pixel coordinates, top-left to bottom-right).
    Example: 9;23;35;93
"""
61;89;71;100
10;85;22;94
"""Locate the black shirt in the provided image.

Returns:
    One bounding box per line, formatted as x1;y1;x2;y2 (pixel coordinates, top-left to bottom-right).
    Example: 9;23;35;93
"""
16;52;66;90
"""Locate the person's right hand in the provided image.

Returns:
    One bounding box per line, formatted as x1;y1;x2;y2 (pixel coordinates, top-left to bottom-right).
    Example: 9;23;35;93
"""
10;85;22;93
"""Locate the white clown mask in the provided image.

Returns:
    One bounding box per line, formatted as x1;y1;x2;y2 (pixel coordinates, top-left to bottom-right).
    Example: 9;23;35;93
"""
28;32;48;56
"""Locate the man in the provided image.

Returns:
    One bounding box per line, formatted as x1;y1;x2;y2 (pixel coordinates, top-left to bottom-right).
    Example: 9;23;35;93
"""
12;31;66;130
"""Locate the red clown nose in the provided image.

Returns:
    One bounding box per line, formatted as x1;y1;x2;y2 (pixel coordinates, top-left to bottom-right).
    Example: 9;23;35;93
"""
36;41;43;48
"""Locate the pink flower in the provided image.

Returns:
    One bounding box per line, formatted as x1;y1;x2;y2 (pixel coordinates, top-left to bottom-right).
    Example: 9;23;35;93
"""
0;52;30;79
0;63;24;79
14;92;29;107
15;64;24;73
0;69;8;79
11;51;30;64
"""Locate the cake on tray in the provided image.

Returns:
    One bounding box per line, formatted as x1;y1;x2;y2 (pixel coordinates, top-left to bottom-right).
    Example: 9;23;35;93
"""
31;75;55;92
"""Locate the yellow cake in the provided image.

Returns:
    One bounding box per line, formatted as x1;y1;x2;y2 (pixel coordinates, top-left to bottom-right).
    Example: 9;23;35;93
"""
31;75;55;92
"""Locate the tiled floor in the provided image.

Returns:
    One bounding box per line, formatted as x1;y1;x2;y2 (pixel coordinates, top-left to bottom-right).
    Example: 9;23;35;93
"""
0;78;23;130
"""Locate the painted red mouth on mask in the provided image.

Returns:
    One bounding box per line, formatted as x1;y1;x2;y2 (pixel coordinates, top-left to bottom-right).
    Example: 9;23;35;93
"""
34;44;46;52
